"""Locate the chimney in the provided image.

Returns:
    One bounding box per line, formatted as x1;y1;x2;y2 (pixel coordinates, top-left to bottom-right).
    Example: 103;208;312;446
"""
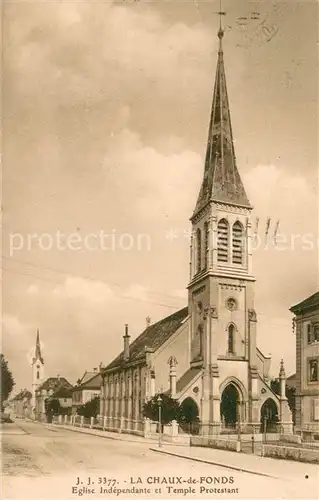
123;324;130;361
146;316;151;328
93;367;98;373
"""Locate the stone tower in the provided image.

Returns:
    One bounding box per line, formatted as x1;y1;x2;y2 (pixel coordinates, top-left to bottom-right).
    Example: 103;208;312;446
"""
188;25;259;425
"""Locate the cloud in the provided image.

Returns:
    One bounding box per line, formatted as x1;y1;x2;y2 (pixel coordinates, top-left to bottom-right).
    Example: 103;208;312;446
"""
103;128;202;223
6;2;213;110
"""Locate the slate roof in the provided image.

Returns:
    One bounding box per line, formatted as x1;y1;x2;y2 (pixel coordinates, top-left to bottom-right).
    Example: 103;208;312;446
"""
36;377;73;393
73;372;102;391
104;307;189;371
290;291;319;314
176;367;201;394
193;28;251;218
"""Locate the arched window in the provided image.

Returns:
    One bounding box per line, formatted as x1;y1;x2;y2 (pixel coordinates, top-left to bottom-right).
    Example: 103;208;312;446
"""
204;222;209;269
196;228;202;272
217;219;229;262
232;221;244;264
228;324;235;354
37;371;39;380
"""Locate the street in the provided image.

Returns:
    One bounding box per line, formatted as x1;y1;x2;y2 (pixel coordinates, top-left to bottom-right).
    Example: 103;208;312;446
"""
2;421;318;500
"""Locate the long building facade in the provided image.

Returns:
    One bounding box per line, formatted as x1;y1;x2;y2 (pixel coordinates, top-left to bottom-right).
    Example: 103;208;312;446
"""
101;24;293;434
290;292;319;440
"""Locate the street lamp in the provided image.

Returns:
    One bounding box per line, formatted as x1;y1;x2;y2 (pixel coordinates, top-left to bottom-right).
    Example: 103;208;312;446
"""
157;395;162;448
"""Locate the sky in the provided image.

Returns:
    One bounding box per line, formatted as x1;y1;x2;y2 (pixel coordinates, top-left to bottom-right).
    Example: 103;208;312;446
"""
2;0;318;393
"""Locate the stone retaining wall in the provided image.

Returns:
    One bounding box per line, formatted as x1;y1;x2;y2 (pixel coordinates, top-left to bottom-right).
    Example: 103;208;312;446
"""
262;444;319;464
191;436;240;452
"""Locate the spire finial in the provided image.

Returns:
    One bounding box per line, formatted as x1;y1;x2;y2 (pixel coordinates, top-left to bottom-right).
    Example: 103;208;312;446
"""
218;0;226;39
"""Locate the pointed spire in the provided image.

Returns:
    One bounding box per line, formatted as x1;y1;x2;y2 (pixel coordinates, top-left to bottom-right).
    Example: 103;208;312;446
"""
193;19;251;217
33;329;44;364
279;358;286;379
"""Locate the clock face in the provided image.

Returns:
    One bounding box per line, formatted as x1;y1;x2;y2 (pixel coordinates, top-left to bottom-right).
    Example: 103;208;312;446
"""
226;297;237;311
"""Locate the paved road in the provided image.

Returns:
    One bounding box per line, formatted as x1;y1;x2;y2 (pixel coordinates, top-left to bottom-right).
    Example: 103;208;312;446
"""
2;421;317;500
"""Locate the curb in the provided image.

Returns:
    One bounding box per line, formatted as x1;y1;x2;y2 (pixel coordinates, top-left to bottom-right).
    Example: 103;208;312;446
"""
149;447;278;479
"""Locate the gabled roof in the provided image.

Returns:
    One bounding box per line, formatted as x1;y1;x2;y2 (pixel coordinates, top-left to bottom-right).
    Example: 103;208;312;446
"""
104;307;189;371
193;28;251;218
290;291;319;314
73;372;102;391
36;377;72;393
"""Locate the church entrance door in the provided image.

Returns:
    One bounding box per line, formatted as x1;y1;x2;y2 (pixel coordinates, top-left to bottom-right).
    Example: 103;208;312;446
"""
260;398;278;433
179;397;200;435
220;383;240;430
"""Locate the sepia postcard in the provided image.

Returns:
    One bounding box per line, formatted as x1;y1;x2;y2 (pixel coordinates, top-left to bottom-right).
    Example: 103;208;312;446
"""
2;0;319;499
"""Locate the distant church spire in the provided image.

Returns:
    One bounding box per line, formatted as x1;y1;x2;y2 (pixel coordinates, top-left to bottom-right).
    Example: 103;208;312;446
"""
193;8;251;217
33;329;44;364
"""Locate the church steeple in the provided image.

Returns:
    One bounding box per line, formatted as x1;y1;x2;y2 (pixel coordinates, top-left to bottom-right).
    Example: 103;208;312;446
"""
33;329;44;364
193;22;251;218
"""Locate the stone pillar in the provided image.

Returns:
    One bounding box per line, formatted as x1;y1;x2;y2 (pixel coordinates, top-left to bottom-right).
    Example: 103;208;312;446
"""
114;375;119;418
171;420;179;437
144;417;151;438
127;370;133;420
150;369;156;398
211;364;221;429
168;356;178;398
189;230;193;280
211;215;217;268
134;370;139;420
278;359;293;433
249;366;260;422
248;309;257;366
279;359;286;402
201;308;211;430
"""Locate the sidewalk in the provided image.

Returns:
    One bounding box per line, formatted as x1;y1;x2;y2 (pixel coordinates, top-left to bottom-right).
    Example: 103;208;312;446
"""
49;423;186;446
49;423;319;484
149;444;319;481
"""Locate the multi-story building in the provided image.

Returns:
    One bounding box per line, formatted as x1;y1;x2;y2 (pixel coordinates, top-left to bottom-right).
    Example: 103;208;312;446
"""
290;291;319;440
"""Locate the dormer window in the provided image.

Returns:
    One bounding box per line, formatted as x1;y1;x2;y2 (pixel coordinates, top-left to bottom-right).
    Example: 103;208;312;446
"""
232;221;244;264
217;219;229;262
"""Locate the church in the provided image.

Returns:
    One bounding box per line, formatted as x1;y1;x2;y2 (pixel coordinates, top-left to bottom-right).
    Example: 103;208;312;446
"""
100;24;293;434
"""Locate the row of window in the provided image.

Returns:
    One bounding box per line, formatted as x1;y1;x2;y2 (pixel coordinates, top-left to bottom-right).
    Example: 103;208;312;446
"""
195;219;244;272
307;323;319;344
